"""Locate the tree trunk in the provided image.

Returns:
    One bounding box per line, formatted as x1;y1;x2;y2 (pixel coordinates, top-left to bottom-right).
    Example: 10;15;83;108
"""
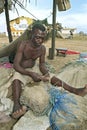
4;0;13;42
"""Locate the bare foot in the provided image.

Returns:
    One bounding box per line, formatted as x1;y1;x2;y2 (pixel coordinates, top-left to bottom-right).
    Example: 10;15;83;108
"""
51;77;87;97
11;106;27;119
76;84;87;97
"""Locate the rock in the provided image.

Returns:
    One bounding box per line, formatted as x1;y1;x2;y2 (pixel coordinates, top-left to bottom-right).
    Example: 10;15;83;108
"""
13;110;50;130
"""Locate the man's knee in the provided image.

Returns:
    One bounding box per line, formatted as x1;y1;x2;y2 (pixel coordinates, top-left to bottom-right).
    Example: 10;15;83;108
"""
12;79;22;86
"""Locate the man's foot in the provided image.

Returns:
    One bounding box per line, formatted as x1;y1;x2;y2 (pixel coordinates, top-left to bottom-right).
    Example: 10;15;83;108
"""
77;84;87;97
11;106;27;119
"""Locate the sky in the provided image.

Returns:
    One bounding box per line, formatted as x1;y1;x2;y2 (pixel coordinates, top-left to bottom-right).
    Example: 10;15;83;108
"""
0;0;87;33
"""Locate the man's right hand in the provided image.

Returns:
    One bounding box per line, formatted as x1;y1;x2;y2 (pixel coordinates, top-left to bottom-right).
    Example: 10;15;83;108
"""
30;72;42;82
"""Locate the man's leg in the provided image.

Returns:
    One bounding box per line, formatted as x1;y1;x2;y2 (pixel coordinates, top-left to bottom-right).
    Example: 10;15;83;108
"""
51;76;87;97
11;79;27;119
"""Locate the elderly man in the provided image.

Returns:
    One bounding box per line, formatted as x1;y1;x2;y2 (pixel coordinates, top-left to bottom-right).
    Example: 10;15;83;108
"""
11;23;87;119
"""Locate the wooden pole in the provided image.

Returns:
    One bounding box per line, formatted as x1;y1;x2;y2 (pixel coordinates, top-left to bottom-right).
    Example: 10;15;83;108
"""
48;0;56;59
4;0;13;42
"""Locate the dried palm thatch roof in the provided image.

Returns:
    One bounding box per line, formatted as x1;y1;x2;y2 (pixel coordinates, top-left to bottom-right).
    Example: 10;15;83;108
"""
0;0;32;14
0;0;12;14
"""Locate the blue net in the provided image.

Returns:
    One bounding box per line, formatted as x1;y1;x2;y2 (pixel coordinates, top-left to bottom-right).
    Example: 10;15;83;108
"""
48;86;78;130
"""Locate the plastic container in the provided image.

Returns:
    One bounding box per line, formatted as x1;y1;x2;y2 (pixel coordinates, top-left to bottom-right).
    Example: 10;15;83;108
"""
79;52;87;61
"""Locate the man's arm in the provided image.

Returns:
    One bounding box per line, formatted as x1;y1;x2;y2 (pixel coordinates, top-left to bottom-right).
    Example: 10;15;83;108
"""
13;43;43;82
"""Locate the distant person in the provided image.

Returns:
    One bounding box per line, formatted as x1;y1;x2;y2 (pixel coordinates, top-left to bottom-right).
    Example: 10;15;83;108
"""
70;30;73;39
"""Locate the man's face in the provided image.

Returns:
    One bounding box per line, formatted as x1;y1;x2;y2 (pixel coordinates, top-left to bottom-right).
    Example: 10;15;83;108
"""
31;29;46;47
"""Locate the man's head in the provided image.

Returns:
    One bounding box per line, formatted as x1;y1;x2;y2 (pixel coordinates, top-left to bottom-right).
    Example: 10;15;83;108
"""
31;23;46;47
32;23;46;32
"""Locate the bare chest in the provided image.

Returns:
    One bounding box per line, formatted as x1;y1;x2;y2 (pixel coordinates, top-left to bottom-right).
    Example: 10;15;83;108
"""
23;46;42;60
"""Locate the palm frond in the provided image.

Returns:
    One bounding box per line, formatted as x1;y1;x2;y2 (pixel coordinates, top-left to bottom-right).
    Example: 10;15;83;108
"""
12;0;39;20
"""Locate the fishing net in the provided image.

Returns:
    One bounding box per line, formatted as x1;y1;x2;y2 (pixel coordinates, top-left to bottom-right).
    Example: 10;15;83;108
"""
48;86;79;130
